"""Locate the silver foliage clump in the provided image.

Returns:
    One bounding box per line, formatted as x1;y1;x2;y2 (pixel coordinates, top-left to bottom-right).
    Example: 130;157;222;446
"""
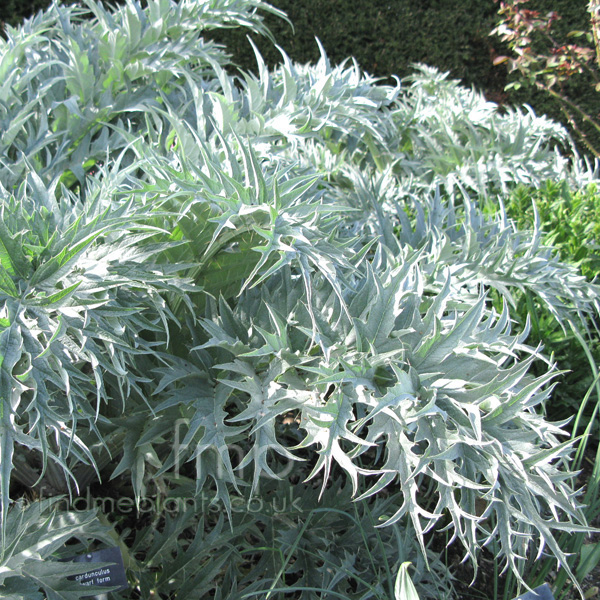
0;0;598;597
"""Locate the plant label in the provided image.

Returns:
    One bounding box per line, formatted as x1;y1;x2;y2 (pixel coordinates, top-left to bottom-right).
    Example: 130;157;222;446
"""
512;583;554;600
65;546;128;592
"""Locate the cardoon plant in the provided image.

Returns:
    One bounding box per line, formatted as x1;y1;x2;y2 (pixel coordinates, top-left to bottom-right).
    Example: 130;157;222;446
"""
0;1;598;598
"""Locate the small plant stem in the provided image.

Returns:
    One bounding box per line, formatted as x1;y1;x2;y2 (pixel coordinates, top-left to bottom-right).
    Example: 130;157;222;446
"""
568;323;600;444
524;290;541;339
493;539;499;600
537;83;600;157
558;104;600;159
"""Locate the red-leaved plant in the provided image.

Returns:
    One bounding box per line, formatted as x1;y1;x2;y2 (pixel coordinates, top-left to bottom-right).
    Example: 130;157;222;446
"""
493;0;600;156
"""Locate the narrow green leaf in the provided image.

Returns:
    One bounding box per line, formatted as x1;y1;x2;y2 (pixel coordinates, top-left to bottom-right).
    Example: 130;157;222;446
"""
0;220;29;279
33;282;82;307
0;266;18;298
29;231;103;287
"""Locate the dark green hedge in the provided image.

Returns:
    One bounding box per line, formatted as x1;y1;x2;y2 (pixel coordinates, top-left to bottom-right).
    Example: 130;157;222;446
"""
0;0;55;29
206;0;506;97
2;0;598;158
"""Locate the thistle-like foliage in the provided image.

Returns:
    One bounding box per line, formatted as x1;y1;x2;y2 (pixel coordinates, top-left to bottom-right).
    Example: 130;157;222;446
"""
0;0;599;598
389;64;598;195
0;499;116;599
0;0;286;189
187;255;586;582
0;170;195;543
